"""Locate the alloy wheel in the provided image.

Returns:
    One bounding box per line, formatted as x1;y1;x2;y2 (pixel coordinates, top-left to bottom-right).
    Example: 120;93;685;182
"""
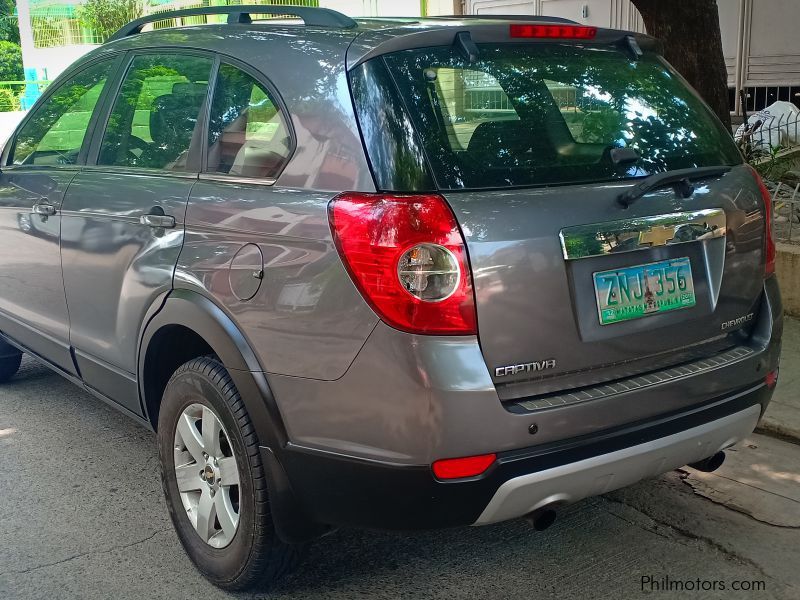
173;403;241;548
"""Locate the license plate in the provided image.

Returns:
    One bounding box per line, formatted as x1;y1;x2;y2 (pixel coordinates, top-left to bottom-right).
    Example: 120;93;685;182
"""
593;257;696;325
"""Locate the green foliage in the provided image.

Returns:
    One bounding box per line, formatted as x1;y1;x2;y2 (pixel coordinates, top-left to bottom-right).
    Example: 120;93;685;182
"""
0;40;23;83
564;234;605;259
579;107;626;145
0;87;17;111
0;0;19;44
748;145;799;182
737;122;800;182
77;0;145;41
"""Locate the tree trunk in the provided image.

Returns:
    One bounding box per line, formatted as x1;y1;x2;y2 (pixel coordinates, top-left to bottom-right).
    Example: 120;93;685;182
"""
631;0;732;131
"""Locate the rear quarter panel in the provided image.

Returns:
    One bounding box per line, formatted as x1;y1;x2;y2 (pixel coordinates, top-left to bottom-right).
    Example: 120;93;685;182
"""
175;27;379;380
177;183;378;381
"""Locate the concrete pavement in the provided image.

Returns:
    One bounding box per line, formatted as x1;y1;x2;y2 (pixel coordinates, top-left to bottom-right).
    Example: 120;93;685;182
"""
1;344;799;599
759;316;800;441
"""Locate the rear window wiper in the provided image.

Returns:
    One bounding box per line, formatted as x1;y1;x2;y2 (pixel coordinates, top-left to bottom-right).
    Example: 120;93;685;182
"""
618;166;732;208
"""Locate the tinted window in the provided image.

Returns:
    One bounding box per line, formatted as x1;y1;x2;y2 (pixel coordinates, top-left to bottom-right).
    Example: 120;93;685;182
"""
98;54;212;171
12;59;112;166
373;45;742;190
207;63;291;178
349;59;434;192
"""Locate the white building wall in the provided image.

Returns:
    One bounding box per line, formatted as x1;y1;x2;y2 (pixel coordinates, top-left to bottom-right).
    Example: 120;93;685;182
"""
718;0;743;88
25;45;99;81
743;0;800;88
320;0;420;16
470;0;535;15
426;0;462;15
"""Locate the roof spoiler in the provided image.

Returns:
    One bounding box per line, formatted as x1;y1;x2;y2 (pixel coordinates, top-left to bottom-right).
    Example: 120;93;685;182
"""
346;24;660;71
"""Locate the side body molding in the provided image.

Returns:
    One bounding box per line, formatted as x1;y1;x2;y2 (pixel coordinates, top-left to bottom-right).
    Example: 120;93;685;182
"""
137;289;327;542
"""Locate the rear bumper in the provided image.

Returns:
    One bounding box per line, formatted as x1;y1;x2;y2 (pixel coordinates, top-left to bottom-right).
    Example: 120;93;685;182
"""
475;403;760;525
273;381;773;531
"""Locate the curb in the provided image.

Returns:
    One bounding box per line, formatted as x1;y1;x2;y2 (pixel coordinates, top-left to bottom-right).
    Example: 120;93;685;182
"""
776;244;800;318
755;422;800;445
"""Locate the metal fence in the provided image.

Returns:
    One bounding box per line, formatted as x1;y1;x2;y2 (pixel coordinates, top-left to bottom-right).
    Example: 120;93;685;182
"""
738;110;800;160
772;182;800;244
740;104;800;244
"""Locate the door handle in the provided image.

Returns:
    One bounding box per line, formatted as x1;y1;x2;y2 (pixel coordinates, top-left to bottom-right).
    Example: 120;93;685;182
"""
139;214;176;229
32;203;57;216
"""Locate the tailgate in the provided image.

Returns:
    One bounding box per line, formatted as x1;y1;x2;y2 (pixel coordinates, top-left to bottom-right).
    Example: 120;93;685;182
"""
444;167;765;399
348;28;766;400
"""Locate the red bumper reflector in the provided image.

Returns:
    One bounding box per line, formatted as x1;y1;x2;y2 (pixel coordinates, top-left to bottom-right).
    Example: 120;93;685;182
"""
766;370;778;388
510;24;597;39
432;453;497;480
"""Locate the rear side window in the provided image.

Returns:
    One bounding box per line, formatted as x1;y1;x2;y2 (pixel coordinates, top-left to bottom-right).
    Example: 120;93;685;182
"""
358;44;742;191
98;53;213;171
12;59;112;166
206;63;292;179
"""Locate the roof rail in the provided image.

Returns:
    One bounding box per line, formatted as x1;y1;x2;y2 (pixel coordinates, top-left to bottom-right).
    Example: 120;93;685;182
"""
427;15;579;25
108;4;357;41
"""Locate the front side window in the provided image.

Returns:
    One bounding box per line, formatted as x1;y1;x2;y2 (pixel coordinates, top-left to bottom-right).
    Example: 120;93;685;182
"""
12;59;113;166
207;63;292;179
98;53;213;171
367;44;742;190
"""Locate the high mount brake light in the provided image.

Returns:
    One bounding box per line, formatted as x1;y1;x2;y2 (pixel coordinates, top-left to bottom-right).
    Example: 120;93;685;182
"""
328;193;478;335
510;24;597;39
749;166;777;276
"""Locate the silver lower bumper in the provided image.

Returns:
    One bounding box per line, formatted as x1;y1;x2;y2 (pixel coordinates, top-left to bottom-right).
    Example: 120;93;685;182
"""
474;404;761;525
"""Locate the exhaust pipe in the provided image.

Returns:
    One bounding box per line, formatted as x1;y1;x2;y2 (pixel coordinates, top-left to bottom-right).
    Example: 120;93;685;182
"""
525;507;557;531
689;451;726;473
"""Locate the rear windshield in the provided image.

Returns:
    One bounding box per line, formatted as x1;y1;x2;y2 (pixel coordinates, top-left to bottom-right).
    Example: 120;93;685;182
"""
353;43;741;191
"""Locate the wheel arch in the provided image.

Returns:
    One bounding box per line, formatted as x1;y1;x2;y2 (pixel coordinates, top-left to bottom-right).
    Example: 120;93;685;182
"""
137;289;286;448
138;289;327;543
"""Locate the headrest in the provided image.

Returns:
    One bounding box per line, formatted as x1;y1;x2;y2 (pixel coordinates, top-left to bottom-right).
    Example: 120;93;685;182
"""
467;120;554;164
172;82;208;97
149;83;208;147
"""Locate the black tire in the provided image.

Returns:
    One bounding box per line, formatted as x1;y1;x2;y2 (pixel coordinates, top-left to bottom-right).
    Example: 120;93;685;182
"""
157;356;302;591
0;348;22;383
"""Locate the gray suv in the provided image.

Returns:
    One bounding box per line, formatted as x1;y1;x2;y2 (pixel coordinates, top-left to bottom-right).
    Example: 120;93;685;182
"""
0;5;782;591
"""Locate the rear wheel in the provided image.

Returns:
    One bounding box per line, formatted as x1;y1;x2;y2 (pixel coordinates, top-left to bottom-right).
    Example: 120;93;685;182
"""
157;356;302;591
0;342;22;383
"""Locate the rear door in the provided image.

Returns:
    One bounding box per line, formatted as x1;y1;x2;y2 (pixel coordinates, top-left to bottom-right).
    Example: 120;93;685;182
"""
355;38;765;401
61;51;213;413
0;57;116;373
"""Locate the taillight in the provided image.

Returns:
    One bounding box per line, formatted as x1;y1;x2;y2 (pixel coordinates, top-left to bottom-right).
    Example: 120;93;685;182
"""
510;24;597;39
748;166;776;276
328;193;477;335
432;453;496;480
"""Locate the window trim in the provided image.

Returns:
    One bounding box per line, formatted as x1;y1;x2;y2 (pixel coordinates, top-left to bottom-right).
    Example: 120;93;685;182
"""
86;48;217;174
2;52;125;169
198;172;277;186
200;53;297;184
